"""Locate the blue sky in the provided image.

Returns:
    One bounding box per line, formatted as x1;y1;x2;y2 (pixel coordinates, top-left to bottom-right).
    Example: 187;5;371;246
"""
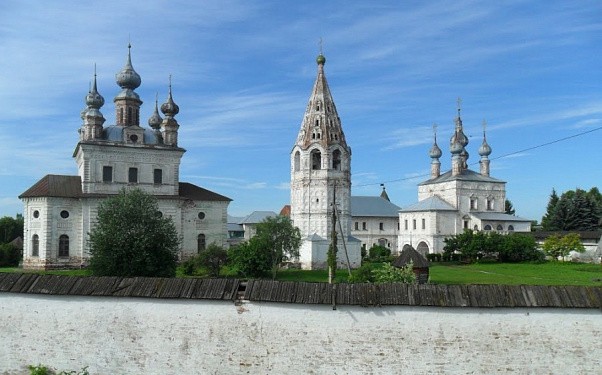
0;0;601;222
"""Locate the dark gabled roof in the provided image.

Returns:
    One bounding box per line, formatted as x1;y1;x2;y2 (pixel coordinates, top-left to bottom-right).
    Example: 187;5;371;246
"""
392;247;430;268
19;175;82;199
19;176;231;202
420;169;505;186
530;230;602;241
178;182;232;202
351;196;400;217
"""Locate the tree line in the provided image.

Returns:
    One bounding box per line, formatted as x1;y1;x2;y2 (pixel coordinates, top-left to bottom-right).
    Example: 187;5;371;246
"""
540;187;601;231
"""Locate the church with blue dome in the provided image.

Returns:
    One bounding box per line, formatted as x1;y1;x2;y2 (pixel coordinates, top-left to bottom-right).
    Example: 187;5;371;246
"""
19;46;231;269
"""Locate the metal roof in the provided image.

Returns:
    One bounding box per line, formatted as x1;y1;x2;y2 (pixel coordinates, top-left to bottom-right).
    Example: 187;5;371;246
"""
239;211;277;224
470;212;531;222
399;196;456;212
351;196;400;217
19;175;82;198
419;169;505;186
19;174;231;202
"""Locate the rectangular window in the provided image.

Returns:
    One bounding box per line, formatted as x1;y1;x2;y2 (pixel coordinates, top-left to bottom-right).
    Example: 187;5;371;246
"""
470;198;477;210
128;167;138;183
422;218;426;230
362;222;367;230
413;219;417;230
354;222;359;231
379;222;384;231
154;169;163;184
404;220;408;230
463;220;469;229
102;166;113;182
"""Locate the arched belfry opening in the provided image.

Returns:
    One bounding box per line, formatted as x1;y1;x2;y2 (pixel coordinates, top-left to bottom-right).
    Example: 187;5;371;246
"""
332;149;341;170
311;149;321;170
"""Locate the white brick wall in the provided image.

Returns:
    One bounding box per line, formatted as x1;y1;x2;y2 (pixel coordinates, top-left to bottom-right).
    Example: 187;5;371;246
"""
1;294;600;374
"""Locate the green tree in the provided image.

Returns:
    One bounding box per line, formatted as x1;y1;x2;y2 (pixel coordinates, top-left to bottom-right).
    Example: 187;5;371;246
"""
254;215;301;279
541;189;559;230
197;243;228;277
542;233;585;261
497;233;543;263
88;189;180;277
227;236;272;278
505;199;515;215
543;188;601;231
0;214;24;244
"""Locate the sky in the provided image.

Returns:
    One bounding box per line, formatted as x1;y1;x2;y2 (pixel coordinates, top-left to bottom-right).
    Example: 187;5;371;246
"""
0;0;601;222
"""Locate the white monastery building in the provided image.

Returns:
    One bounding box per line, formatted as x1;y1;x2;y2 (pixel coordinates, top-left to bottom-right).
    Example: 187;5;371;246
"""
19;46;231;269
350;187;401;253
398;104;531;255
290;54;362;269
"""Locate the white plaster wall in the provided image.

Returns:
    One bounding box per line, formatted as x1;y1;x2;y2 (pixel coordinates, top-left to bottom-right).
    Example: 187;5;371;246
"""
1;294;600;375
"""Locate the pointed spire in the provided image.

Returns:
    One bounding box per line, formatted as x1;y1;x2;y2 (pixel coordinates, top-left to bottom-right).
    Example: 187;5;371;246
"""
429;124;442;178
81;65;106;141
478;119;492;157
115;43;141;90
295;52;347;150
479;120;492;177
429;123;442;159
380;184;390;201
160;74;179;117
148;93;163;129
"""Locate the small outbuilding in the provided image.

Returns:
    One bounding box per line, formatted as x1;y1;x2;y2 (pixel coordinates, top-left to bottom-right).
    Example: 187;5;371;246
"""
392;246;430;284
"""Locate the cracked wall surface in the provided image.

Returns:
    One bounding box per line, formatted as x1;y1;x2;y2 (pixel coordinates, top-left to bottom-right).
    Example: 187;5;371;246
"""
1;294;601;374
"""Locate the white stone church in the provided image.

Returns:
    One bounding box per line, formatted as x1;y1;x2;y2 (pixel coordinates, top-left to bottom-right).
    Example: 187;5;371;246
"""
19;46;231;269
397;107;532;255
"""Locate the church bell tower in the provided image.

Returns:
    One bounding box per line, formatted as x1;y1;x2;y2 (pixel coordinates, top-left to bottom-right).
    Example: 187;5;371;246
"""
290;53;360;269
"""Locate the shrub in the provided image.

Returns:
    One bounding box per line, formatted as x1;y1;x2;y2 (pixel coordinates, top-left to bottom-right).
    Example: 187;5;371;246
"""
364;245;392;263
372;262;416;284
348;263;376;283
0;243;21;267
426;253;442;262
181;243;228;277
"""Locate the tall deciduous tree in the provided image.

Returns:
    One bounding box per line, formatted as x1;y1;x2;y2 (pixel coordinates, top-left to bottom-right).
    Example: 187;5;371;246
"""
0;214;24;244
542;233;585;261
255;215;301;279
88;189;180;277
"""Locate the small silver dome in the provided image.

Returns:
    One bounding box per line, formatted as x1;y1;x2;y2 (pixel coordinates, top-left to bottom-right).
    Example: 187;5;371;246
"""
115;44;141;90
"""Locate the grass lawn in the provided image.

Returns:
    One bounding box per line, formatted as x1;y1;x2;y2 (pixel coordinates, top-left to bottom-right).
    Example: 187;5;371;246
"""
2;262;601;286
429;262;602;286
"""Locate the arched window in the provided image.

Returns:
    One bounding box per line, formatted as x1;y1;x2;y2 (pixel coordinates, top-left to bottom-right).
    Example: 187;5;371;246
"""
508;225;514;232
120;108;124;124
127;107;132;124
473;225;479;231
58;235;69;257
484;225;492;231
416;241;429;256
378;238;387;247
32;234;39;257
197;234;206;253
294;151;300;172
487;198;495;211
496;224;503;231
311;150;321;170
332;149;341;170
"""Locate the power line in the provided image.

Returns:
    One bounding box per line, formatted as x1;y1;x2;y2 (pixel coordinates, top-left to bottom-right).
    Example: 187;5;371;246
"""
355;125;602;188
